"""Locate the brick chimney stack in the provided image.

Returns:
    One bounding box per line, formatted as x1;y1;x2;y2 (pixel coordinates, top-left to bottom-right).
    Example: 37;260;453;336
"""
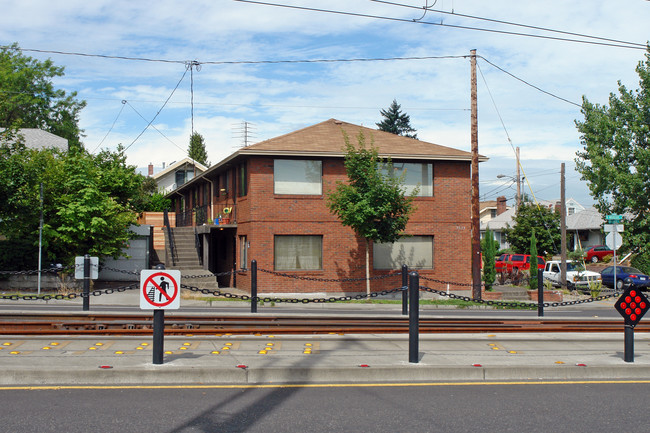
496;196;507;215
148;162;154;177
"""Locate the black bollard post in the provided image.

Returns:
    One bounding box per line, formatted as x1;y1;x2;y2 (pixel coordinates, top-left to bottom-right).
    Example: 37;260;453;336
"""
537;268;544;317
624;324;634;363
401;264;408;316
153;310;165;364
83;254;90;311
251;259;258;313
409;271;420;363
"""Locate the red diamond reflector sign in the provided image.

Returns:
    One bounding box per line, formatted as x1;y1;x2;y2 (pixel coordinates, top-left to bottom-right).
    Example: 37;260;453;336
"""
615;288;650;328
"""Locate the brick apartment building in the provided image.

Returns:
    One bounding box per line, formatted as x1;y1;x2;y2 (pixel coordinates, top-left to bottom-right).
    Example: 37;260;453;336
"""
168;119;482;295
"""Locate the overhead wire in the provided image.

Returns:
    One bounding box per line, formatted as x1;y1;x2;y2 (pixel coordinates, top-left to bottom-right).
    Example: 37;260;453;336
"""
371;0;647;49
477;60;559;252
91;99;126;153
233;0;647;50
123;64;189;151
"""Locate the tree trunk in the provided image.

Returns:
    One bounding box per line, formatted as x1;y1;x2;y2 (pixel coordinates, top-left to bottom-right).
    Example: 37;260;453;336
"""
365;238;370;296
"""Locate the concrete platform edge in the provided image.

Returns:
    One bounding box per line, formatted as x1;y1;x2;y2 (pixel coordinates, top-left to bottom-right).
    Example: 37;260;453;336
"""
3;365;650;386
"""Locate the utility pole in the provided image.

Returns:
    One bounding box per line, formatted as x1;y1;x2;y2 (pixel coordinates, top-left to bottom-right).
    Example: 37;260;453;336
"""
516;147;521;209
560;163;566;284
470;49;481;300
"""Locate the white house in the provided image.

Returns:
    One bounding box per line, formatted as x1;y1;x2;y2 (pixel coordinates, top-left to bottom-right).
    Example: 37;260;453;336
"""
147;158;208;193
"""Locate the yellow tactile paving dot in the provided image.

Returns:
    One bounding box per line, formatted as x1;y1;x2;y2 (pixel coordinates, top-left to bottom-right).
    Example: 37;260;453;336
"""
303;342;320;354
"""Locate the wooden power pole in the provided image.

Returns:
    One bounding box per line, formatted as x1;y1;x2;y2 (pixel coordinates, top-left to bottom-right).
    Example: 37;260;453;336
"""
470;49;481;299
560;163;567;287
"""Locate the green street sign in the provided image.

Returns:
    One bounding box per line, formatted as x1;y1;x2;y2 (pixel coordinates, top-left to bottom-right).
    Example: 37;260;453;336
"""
606;214;623;222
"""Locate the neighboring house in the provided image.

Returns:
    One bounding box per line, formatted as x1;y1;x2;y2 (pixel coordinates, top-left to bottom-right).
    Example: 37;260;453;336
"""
147;157;208;193
566;207;606;250
481;206;515;251
167;118;486;295
482;198;604;253
1;128;68;151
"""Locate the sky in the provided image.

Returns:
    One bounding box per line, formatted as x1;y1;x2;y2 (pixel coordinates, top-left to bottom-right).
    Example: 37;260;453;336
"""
2;0;649;207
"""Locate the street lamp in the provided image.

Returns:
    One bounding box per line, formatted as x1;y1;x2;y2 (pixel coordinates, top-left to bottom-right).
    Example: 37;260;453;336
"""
497;174;521;208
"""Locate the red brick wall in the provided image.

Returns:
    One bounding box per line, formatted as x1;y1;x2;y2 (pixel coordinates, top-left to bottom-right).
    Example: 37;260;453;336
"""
234;156;472;295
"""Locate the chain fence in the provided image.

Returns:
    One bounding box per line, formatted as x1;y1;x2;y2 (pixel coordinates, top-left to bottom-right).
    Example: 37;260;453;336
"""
0;264;623;308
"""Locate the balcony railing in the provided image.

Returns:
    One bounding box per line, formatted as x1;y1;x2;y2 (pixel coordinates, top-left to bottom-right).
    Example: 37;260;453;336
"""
175;204;236;227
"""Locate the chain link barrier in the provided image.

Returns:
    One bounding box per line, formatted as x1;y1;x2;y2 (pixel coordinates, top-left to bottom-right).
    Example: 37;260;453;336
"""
419;285;620;308
0;264;622;308
181;283;406;304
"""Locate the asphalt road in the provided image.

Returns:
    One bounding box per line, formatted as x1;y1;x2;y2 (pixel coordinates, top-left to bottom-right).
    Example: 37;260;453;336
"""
0;381;647;433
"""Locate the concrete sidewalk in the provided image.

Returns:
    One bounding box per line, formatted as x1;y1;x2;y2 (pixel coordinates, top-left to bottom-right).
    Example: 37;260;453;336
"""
0;288;645;386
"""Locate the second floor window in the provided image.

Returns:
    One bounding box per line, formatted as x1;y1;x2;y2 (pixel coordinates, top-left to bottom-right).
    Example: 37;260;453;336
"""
274;159;322;195
389;162;433;197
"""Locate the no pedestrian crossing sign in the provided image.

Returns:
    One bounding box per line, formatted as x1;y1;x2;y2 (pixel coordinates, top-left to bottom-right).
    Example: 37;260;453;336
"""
140;270;181;310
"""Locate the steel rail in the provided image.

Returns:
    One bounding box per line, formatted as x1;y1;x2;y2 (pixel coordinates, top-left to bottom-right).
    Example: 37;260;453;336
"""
0;314;645;335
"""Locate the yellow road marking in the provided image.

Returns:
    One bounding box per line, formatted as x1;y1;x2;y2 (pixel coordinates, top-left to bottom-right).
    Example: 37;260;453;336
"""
1;380;650;391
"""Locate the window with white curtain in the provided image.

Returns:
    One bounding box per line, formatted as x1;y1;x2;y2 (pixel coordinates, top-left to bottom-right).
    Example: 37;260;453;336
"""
373;236;433;270
274;235;323;270
386;162;433;196
274;159;322;195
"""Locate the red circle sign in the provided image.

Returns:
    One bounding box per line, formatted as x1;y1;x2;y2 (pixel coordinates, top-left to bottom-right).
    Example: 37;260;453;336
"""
142;272;179;307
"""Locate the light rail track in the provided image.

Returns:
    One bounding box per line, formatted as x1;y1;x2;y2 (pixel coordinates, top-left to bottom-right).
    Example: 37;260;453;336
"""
0;313;644;335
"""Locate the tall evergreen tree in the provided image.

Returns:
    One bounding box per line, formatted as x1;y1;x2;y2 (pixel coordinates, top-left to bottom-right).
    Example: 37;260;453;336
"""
529;229;538;290
482;229;497;290
376;99;417;139
188;132;209;166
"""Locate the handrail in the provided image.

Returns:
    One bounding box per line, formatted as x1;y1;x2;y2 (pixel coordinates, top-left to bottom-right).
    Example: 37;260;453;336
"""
163;210;177;266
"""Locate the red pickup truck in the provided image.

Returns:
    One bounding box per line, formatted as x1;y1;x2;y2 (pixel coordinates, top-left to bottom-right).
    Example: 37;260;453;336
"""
495;254;545;273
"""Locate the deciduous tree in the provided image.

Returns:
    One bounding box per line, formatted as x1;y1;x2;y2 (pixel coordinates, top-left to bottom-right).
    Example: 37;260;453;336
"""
327;132;416;294
575;48;650;272
0;43;86;150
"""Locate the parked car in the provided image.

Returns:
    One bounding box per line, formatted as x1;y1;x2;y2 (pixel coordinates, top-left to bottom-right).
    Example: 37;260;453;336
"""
544;260;601;290
495;254;512;273
495;254;545;273
600;265;650;290
584;245;614;263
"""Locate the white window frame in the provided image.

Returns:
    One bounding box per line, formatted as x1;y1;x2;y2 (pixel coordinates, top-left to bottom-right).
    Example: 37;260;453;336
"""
274;235;323;271
386;162;433;197
274;159;322;195
373;236;434;270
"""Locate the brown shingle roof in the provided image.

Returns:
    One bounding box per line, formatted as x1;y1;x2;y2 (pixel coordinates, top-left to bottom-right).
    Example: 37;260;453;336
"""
239;118;485;161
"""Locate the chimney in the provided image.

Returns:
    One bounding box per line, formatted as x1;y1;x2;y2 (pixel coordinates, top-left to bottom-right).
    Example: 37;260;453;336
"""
496;196;507;215
148;162;154;177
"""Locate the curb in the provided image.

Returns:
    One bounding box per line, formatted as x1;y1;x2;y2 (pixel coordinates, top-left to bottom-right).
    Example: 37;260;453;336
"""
3;365;650;386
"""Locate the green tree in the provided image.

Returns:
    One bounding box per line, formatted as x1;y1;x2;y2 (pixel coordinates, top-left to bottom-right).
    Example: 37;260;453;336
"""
481;229;497;290
376;99;418;139
0;143;162;267
188;132;209;166
327;132;416;294
529;229;538;290
504;201;561;256
0;43;86;150
575;48;650;267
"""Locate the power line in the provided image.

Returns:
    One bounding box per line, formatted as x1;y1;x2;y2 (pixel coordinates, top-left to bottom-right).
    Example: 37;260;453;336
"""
92;100;126;153
478;56;582;107
233;0;647;50
123;65;189;151
371;0;647;49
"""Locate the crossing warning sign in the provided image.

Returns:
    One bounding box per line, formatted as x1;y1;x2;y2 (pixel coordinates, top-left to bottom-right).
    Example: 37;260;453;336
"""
140;270;181;309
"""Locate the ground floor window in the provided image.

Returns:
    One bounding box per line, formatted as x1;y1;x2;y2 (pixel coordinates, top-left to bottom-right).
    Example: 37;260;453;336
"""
240;235;248;269
274;235;323;270
373;236;433;270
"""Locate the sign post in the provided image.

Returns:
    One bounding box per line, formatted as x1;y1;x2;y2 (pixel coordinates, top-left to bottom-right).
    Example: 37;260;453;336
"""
140;270;181;365
614;285;650;362
605;215;624;291
75;256;98;311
